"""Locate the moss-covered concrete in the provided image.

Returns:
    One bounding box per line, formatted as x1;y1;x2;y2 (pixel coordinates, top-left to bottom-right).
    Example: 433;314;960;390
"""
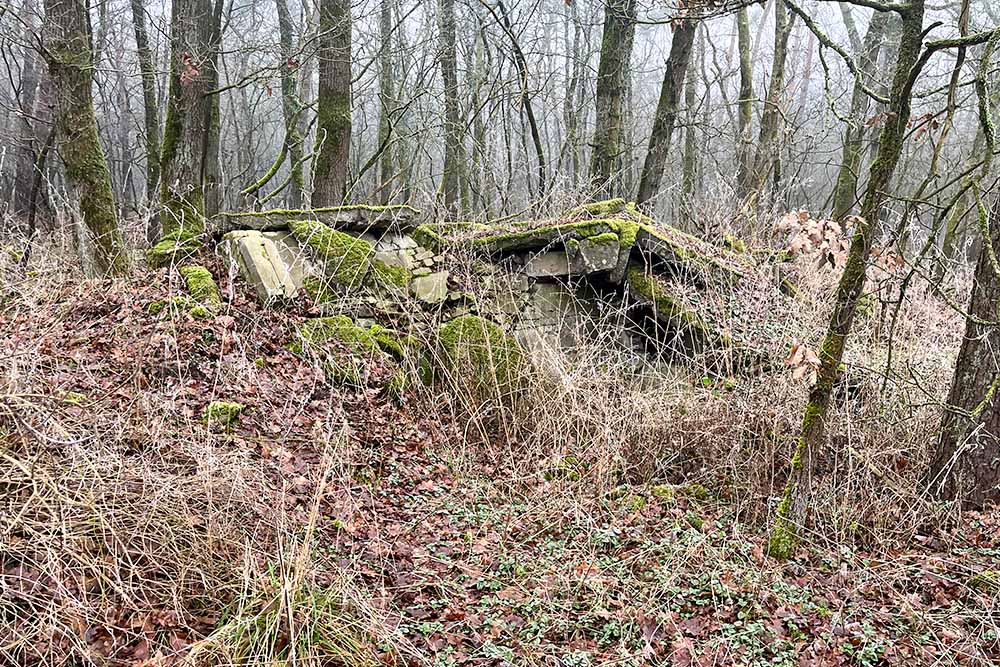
289;218;410;294
147;228;203;267
436;315;525;395
179;265;222;305
215;204;421;233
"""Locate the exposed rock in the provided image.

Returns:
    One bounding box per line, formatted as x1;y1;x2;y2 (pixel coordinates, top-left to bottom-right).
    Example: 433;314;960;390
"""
523;250;571;278
221;230;299;301
411;271;449;305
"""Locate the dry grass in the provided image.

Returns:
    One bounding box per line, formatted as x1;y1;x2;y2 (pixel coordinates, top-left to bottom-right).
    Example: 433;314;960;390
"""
1;217;995;665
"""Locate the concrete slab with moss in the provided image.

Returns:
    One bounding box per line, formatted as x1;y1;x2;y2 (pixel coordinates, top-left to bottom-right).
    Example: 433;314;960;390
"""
215;204;420;234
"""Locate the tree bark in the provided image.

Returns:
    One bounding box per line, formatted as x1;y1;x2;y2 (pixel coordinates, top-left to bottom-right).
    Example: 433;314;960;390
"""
588;0;636;199
276;0;305;207
769;0;926;558
12;0;45;218
831;10;889;220
734;7;753;199
376;0;394;205
42;0;127;275
928;191;1000;505
438;0;465;216
751;0;795;196
128;0;161;240
635;17;697;205
312;0;352;207
160;0;215;236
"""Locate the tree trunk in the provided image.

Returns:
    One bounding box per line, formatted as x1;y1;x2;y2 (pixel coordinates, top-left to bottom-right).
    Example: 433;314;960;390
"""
769;0;926;558
734;7;753;199
376;0;394;205
831;10;889;220
276;0;305;207
312;0;352;207
160;0;215;236
751;0;795;196
588;0;636;199
635;17;697;205
438;0;465;216
128;0;162;240
928;195;1000;505
12;0;45;218
42;0;127;275
682;31;700;203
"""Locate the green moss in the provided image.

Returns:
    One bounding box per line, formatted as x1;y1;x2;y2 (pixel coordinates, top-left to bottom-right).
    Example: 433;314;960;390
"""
767;400;823;559
623;494;647;511
147;295;209;318
61;391;89;405
291;316;412;385
650;484;675;501
626;265;726;344
565;198;627;218
179;265;222;305
289;219;410;293
969;570;1000;593
722;234;747;253
436;315;525;394
205;401;244;426
147;228;202;267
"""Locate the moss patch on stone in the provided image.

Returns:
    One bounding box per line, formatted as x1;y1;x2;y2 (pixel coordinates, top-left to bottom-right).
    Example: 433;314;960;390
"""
436;315;525;396
626;265;726;346
147;228;203;267
289;219;410;294
179;265;222;305
205;401;244;426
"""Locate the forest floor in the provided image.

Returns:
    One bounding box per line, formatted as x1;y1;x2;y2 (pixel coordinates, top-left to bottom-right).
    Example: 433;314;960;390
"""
2;264;999;666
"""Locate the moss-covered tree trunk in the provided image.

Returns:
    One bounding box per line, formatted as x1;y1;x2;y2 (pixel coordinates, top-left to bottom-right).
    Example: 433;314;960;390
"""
768;0;925;558
312;0;352;207
42;0;127;275
635;16;697;206
437;0;465;216
159;0;215;238
928;192;1000;505
588;0;636;199
831;10;889;221
734;7;753;199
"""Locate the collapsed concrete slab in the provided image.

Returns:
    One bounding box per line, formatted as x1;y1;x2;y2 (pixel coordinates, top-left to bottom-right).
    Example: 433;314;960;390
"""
217;200;790;373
